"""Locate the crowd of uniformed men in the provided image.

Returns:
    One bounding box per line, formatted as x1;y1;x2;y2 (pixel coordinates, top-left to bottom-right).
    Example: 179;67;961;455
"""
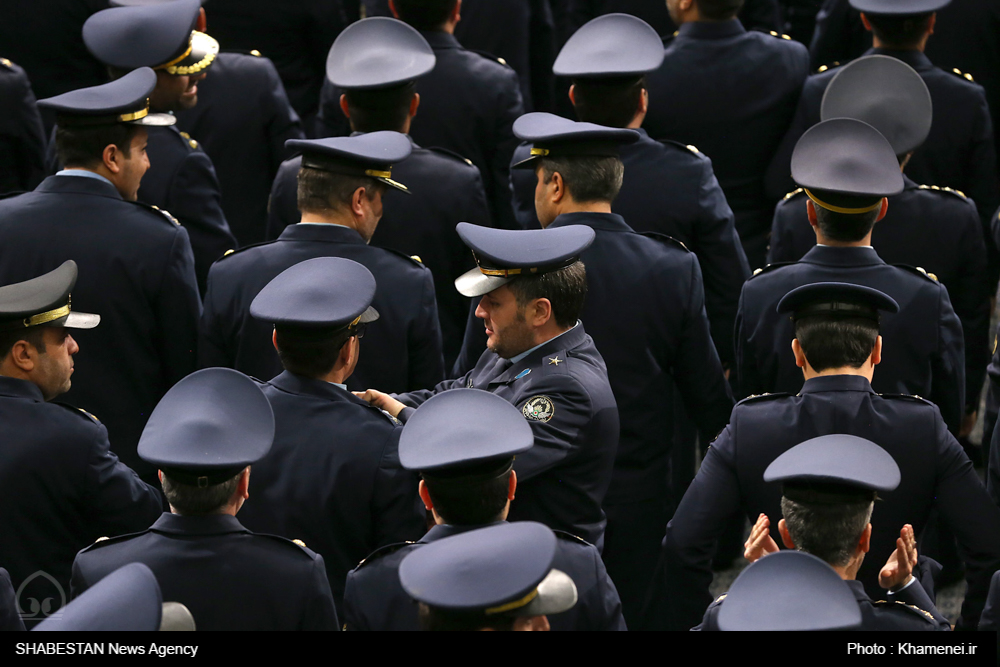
2;0;1000;632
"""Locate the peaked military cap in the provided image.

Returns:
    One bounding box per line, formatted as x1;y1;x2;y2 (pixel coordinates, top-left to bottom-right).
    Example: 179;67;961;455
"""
791;118;904;214
287;132;412;193
453;222;595;297
110;0;207;5
250;257;380;334
138;368;274;487
33;563;162;632
326;17;435;90
717;551;862;631
777;281;899;321
553;13;664;78
511;112;640;169
849;0;950;14
821;55;932;155
0;261;100;332
399;389;533;476
83;0;218;76
399;522;578;618
37;68;175;127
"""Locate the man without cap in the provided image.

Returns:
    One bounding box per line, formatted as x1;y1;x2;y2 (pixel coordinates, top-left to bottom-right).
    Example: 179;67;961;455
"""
0;70;201;481
71;368;339;631
199;132;445;394
359;223;619;550
648;281;1000;630
235;257;425;619
0;263;162;627
343;389;625;631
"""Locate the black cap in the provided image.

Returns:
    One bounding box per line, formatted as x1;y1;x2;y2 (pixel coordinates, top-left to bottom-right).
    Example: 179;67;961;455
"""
791;118;904;214
138;368;274;486
399;389;534;476
399;522;578;618
511;112;640;169
776;281;899;321
822;55;932;155
250;257;380;333
553;13;664;78
286;132;412;193
37;68;175;127
326;17;435;90
83;0;218;75
0;261;100;333
849;0;950;14
453;222;595;297
33;563;162;632
717;551;862;631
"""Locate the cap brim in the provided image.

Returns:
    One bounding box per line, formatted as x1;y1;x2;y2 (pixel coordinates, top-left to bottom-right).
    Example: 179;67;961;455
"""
64;312;101;329
377;176;411;194
359;305;380;324
163;31;218;75
519;569;577;617
129;112;177;127
159;602;196;631
455;268;511;297
512;154;541;170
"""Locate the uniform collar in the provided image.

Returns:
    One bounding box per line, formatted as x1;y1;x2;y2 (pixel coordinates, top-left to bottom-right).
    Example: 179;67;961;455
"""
35;174;123;201
0;375;44;402
801;245;885;267
867;48;933;73
799;374;877;395
278;222;366;245
902;174;918;191
421;31;462;50
549;211;633;234
420;521;504;543
676;18;746;40
150;512;249;536
490;322;590;385
845;579;871;602
267;370;367;407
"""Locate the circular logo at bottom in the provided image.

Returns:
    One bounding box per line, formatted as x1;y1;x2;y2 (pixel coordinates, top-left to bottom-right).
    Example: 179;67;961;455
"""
522;395;555;423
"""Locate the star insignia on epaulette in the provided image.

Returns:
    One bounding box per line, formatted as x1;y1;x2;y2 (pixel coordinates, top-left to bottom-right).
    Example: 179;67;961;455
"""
548;356;563;366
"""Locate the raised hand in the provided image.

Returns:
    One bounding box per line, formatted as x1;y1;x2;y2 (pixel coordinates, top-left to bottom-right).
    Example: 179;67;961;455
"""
879;524;918;591
744;513;779;563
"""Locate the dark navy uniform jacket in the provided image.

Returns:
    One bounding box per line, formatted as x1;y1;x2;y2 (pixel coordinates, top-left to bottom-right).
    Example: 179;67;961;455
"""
979;571;1000;631
71;513;339;631
643;18;810;268
343;522;626;631
0;58;46;196
317;31;524;231
768;180;990;417
267;139;491;368
735;245;966;434
199;223;444;394
510;133;749;368
0;175;201;477
237;371;424;618
0;376;162;627
0;569;23;632
396;324;619;550
649;375;1000;631
175;51;304;247
561;0;781;39
698;578;950;631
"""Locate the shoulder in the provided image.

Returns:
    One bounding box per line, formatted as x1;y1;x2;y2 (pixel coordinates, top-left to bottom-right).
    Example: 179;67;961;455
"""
378;246;433;272
246;532;327;564
208;240;273;271
747;261;796;280
931;65;989;97
637;231;692;254
870;599;943;628
912;184;977;211
875;392;937;408
128;200;184;229
465;48;517;74
421;146;480;172
0;57;30;85
734;392;793;408
350;541;416;575
892;263;945;286
746;29;810;59
77;528;152;556
50;402;105;429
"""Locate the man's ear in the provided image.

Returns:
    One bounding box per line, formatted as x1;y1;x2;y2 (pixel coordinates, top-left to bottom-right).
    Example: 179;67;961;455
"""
806;199;818;227
272;329;279;352
791;338;807;369
8;339;37;372
871;335;882;367
778;518;796;550
196;7;207;32
102;143;123;174
388;0;399;18
858;523;872;554
410;92;420;118
351;186;368;219
875;197;888;222
340;93;351;119
238;466;251;500
568;84;576;106
418;479;434;511
860;12;873;31
508;469;517;500
529;298;553;328
549;171;566;204
638;88;649;116
337;335;356;370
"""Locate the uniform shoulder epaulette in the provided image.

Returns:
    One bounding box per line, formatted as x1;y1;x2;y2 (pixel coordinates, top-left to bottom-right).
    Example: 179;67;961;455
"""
177;130;200;151
0;57;13;70
129;200;181;226
52;402;102;425
638;231;690;252
749;262;793;278
662;32;678;47
382;246;430;268
877;393;934;406
949;67;975;83
737;392;791;405
254;532;321;557
816;62;841;74
0;190;25;201
214;240;272;261
353;541;415;571
224;48;263;58
425;146;477;168
469;49;510;68
873;599;939;624
783;187;805;201
893;264;939;283
553;529;594;547
80;529;149;552
916;184;968;200
766;30;793;40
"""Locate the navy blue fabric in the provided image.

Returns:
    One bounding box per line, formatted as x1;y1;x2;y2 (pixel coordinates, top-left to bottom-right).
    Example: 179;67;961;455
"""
979;570;1000;631
0;59;46;196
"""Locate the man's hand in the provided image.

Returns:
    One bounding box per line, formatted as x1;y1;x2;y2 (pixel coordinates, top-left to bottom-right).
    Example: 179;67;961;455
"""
744;513;779;563
879;524;918;591
354;389;406;418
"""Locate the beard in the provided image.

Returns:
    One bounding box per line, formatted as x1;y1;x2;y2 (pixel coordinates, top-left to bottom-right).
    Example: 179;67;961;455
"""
487;313;535;360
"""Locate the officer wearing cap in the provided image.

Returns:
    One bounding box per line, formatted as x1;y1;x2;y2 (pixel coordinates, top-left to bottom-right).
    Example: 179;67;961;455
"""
399;521;578;631
0;71;201;481
737;118;966;434
360;223;619;550
641;0;810;269
766;0;1000;286
81;0;236;293
0;57;46;196
267;17;490;369
709;436;949;630
200;132;445;394
35;563;165;632
0;262;162;627
71;368;340;631
650;281;1000;630
343;389;625;631
318;3;524;231
235;257;424;618
769;55;990;439
508;14;749;375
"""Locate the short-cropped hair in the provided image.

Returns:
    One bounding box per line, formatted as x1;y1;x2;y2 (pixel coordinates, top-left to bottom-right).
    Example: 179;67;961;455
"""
418;604;518;631
161;469;243;516
422;466;512;526
274;326;354;378
344;82;416;134
539;156;624;205
55;123;140;169
794;315;879;372
296;165;385;216
507;261;587;329
866;12;934;49
696;0;745;21
781;494;874;567
0;327;47;362
814;205;880;243
392;0;458;30
572;76;645;129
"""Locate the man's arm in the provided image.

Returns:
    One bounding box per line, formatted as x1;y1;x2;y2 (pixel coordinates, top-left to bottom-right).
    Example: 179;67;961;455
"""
487;66;525;231
156;229;202;385
261;56;305;175
301;554;340;631
406;268;446;391
373;429;426;547
197;262;236;370
930;282;966;435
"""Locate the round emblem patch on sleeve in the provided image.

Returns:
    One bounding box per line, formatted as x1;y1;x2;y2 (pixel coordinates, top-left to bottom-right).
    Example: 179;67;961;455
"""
522;395;555;423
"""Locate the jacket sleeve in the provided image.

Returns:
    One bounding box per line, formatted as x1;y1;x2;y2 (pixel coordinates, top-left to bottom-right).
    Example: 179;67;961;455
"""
930;284;966;435
978;571;1000;631
262;57;305;175
734;283;764;399
407;268;446;391
302;555;341;631
950;201;992;414
887;578;951;630
373;428;426;547
488;66;526;231
156;228;202;385
764;77;821;203
197;262;236;370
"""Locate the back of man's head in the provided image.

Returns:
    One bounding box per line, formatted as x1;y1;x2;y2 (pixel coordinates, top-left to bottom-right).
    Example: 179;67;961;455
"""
161;468;244;516
392;0;458;31
274;326;354;379
813;205;880;243
344;82;417;134
296;166;384;217
538;156;623;207
696;0;745;21
422;460;513;526
55;123;140;170
865;12;934;49
506;261;588;329
794;315;879;372
780;492;874;567
571;77;645;129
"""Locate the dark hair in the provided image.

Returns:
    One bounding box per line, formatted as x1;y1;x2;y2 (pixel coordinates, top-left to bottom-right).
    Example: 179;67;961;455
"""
274;326;354;378
571;77;645;128
696;0;745;20
296;166;386;216
539;156;624;205
161;469;243;516
345;82;417;133
422;467;512;526
418;603;517;631
865;12;934;49
55;123;140;169
0;327;47;360
794;315;879;372
813;205;880;243
507;261;587;329
393;0;457;30
781;494;873;567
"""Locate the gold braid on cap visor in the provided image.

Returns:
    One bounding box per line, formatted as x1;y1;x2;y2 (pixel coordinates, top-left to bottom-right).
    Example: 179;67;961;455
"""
484;588;539;615
156;31;219;76
804;189;883;215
